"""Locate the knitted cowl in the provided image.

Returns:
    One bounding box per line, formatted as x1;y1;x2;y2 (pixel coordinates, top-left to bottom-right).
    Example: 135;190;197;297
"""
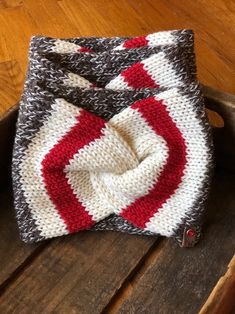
12;30;213;246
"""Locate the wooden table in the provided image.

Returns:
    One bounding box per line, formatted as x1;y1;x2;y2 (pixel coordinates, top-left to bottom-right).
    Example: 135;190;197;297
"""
0;1;235;313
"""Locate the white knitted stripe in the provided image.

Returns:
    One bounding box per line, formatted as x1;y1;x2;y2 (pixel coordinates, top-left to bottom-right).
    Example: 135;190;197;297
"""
105;52;182;90
145;88;209;236
107;107;169;213
146;31;177;46
19;99;81;238
63;72;94;88
105;74;130;90
65;170;115;222
51;39;82;53
142;53;183;88
65;107;169;219
66;124;139;174
65;124;139;221
113;31;177;50
100;107;168;212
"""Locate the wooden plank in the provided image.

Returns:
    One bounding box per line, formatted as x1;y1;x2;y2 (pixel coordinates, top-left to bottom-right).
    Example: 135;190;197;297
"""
0;5;38;73
0;60;23;116
0;106;45;288
22;0;80;37
0;190;43;287
199;255;235;314
0;0;23;8
111;173;235;314
0;229;156;313
203;85;235;173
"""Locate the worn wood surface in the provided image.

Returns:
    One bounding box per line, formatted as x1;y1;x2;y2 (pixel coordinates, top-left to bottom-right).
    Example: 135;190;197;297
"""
202;85;235;173
0;191;42;287
0;0;235;313
0;173;234;314
114;173;235;314
199;255;235;314
0;200;156;313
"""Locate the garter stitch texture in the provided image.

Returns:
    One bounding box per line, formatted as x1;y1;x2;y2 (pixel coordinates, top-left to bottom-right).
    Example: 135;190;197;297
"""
12;30;214;245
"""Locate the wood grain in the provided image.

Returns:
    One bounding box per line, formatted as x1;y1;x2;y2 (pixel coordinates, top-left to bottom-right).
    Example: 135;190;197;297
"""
0;191;43;288
0;61;23;115
0;173;234;314
0;1;235;313
0;107;46;288
0;0;235;117
202;85;235;173
114;174;235;314
0;231;156;313
199;255;235;314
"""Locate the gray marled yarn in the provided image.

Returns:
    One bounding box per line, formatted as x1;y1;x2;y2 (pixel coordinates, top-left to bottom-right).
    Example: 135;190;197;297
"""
12;30;213;244
32;29;193;52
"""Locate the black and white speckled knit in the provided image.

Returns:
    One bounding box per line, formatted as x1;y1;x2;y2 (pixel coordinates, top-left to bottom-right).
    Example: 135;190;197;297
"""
12;30;213;246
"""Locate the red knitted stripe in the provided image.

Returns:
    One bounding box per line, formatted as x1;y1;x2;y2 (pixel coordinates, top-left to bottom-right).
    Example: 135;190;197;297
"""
120;97;187;228
41;110;106;233
79;47;94;53
123;36;149;49
121;62;159;88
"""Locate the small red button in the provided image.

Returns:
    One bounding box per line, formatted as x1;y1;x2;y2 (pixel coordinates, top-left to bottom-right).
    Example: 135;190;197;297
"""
186;228;196;237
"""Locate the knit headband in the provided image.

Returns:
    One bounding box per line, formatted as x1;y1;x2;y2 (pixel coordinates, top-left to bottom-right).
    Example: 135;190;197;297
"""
12;30;213;247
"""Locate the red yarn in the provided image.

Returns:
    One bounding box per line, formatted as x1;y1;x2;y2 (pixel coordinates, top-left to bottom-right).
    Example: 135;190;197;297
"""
120;97;187;228
41;98;187;232
41;110;105;233
79;46;94;53
122;62;159;88
123;36;149;49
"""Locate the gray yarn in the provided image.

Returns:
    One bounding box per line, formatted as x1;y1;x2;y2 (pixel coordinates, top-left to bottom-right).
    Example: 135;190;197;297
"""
12;30;213;244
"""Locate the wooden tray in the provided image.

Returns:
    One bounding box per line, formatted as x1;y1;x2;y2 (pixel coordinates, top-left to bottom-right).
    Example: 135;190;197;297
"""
0;85;234;314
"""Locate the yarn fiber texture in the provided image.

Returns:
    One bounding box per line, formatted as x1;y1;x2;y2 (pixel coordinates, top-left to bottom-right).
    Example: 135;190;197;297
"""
12;30;214;245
